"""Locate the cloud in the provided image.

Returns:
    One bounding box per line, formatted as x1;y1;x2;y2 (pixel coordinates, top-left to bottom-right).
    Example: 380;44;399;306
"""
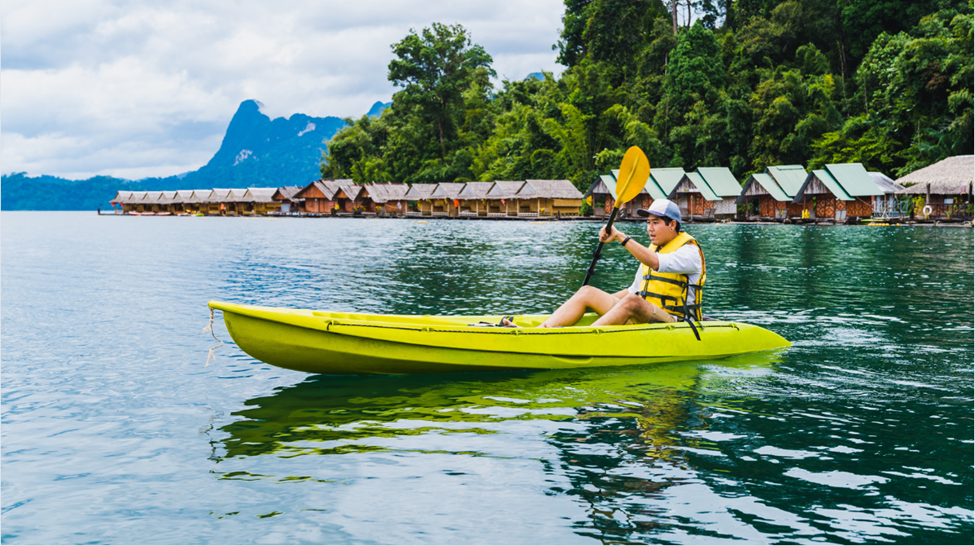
0;0;565;179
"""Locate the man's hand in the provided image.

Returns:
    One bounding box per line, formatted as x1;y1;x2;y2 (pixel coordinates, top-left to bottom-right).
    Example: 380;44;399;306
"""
599;225;623;243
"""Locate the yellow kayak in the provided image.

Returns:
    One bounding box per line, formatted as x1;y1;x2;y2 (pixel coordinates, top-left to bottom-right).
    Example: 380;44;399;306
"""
208;301;791;375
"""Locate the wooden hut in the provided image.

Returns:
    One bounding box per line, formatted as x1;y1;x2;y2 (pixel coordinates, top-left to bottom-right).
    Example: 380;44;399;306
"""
111;190;136;212
484;181;525;217
737;173;791;220
149;191;176;214
766;165;808;218
361;183;409;215
457;182;493;217
185;190;212;214
202;189;232;215
647;168;686;205
696;168;741;219
868;172;905;218
514;180;584;217
428;183;465;216
293;179;352;214
793;163;882;221
242;188;280;215
271;186;303;214
336;183;364;213
403;184;438;216
171;190;195;214
672;172;721;220
895;155;974;220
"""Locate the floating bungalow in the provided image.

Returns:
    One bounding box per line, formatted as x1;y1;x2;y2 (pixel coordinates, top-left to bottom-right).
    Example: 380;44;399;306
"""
737;173;792;220
735;165;809;219
895;155;974;220
670;168;741;220
485;181;526;217
457;182;494;217
361;183;409;215
867;172;905;217
514;180;583;217
793;163;883;221
429;183;466;216
293;179;352;214
272;186;304;214
404;184;438;216
240;188;280;215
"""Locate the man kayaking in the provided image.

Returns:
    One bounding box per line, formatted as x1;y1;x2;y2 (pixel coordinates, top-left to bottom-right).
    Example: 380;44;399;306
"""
504;198;705;327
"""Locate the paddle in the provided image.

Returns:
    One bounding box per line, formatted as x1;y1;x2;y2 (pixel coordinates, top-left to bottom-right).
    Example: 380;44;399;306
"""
582;146;650;287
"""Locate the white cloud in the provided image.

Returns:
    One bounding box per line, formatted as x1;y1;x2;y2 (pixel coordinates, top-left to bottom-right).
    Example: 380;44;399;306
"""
0;0;565;179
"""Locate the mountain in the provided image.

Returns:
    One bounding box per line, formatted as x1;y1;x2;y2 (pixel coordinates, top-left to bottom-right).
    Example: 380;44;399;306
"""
367;101;391;118
1;99;363;210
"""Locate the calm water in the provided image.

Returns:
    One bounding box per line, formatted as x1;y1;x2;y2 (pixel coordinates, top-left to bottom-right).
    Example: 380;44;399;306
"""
2;212;972;544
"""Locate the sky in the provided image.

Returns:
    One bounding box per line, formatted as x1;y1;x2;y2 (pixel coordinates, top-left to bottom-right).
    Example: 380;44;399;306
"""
1;0;566;180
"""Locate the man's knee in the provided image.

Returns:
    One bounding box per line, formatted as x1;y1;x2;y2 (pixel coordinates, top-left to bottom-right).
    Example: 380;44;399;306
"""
575;285;604;300
618;293;645;310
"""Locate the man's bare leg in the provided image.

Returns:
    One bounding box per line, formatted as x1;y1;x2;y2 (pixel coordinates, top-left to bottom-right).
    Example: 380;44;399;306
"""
502;286;621;327
592;293;675;326
540;286;621;327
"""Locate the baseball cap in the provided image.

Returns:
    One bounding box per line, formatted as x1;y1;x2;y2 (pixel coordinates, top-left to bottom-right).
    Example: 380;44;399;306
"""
637;199;682;224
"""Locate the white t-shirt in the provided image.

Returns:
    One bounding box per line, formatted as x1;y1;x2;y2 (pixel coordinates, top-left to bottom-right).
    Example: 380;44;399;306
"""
626;243;703;311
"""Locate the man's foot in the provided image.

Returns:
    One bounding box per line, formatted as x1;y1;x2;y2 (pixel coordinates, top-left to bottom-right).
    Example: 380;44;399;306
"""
500;316;518;327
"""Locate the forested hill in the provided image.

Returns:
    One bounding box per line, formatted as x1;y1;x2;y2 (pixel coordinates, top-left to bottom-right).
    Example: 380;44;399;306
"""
1;99;382;211
323;1;974;194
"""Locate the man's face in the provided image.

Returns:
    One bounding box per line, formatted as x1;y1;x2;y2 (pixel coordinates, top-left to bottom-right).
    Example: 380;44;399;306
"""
646;215;675;245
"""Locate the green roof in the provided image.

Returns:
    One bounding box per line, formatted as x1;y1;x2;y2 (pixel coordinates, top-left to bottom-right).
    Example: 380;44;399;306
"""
749;173;791;202
766;165;807;197
826;163;884;197
600;174;618;200
808;170;853;201
681;172;721;200
649;168;686;196
696;167;742;197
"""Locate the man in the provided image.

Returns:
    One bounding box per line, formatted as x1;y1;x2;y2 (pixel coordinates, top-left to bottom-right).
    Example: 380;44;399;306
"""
505;199;705;327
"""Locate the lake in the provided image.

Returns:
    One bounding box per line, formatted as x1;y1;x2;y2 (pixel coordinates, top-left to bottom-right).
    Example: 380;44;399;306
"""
2;212;972;544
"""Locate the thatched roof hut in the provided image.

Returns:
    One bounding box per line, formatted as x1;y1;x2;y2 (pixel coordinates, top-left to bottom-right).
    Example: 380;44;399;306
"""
272;186;303;202
404;184;438;200
896;155;974;195
430;183;466;200
518;179;583;199
458;182;494;198
362;182;409;203
242;188;278;203
486;181;526;199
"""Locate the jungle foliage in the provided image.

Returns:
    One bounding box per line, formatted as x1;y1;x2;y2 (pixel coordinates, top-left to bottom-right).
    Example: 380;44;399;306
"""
322;0;973;190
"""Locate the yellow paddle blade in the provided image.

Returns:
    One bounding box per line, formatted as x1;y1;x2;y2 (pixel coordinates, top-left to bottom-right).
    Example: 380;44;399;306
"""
614;146;650;208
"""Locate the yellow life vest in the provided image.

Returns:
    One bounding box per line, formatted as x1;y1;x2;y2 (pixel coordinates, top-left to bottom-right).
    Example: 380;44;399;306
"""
639;232;706;321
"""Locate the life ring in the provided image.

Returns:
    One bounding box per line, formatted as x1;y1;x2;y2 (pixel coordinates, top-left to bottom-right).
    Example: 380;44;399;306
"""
922;205;933;217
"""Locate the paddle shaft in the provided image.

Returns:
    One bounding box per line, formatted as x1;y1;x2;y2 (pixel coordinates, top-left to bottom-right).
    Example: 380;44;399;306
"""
582;207;621;287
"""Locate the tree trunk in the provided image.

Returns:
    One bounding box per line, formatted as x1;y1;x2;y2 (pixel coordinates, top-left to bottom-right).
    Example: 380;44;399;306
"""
672;0;678;34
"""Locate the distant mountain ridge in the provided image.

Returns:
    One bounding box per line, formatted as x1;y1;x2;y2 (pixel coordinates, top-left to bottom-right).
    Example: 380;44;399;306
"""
1;99;389;211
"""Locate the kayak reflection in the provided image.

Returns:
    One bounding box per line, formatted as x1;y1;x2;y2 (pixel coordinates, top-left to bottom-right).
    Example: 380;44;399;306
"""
213;350;783;463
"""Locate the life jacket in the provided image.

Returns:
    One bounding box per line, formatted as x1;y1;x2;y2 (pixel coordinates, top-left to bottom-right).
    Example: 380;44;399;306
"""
639;232;706;321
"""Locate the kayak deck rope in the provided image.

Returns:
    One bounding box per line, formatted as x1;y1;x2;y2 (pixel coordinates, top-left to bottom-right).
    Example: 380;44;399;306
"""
203;307;224;367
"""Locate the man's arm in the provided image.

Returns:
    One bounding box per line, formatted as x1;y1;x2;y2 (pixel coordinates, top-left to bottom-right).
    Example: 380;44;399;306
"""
600;226;661;270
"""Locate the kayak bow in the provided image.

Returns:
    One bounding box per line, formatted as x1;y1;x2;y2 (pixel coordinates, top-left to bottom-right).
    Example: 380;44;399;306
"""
207;301;790;375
